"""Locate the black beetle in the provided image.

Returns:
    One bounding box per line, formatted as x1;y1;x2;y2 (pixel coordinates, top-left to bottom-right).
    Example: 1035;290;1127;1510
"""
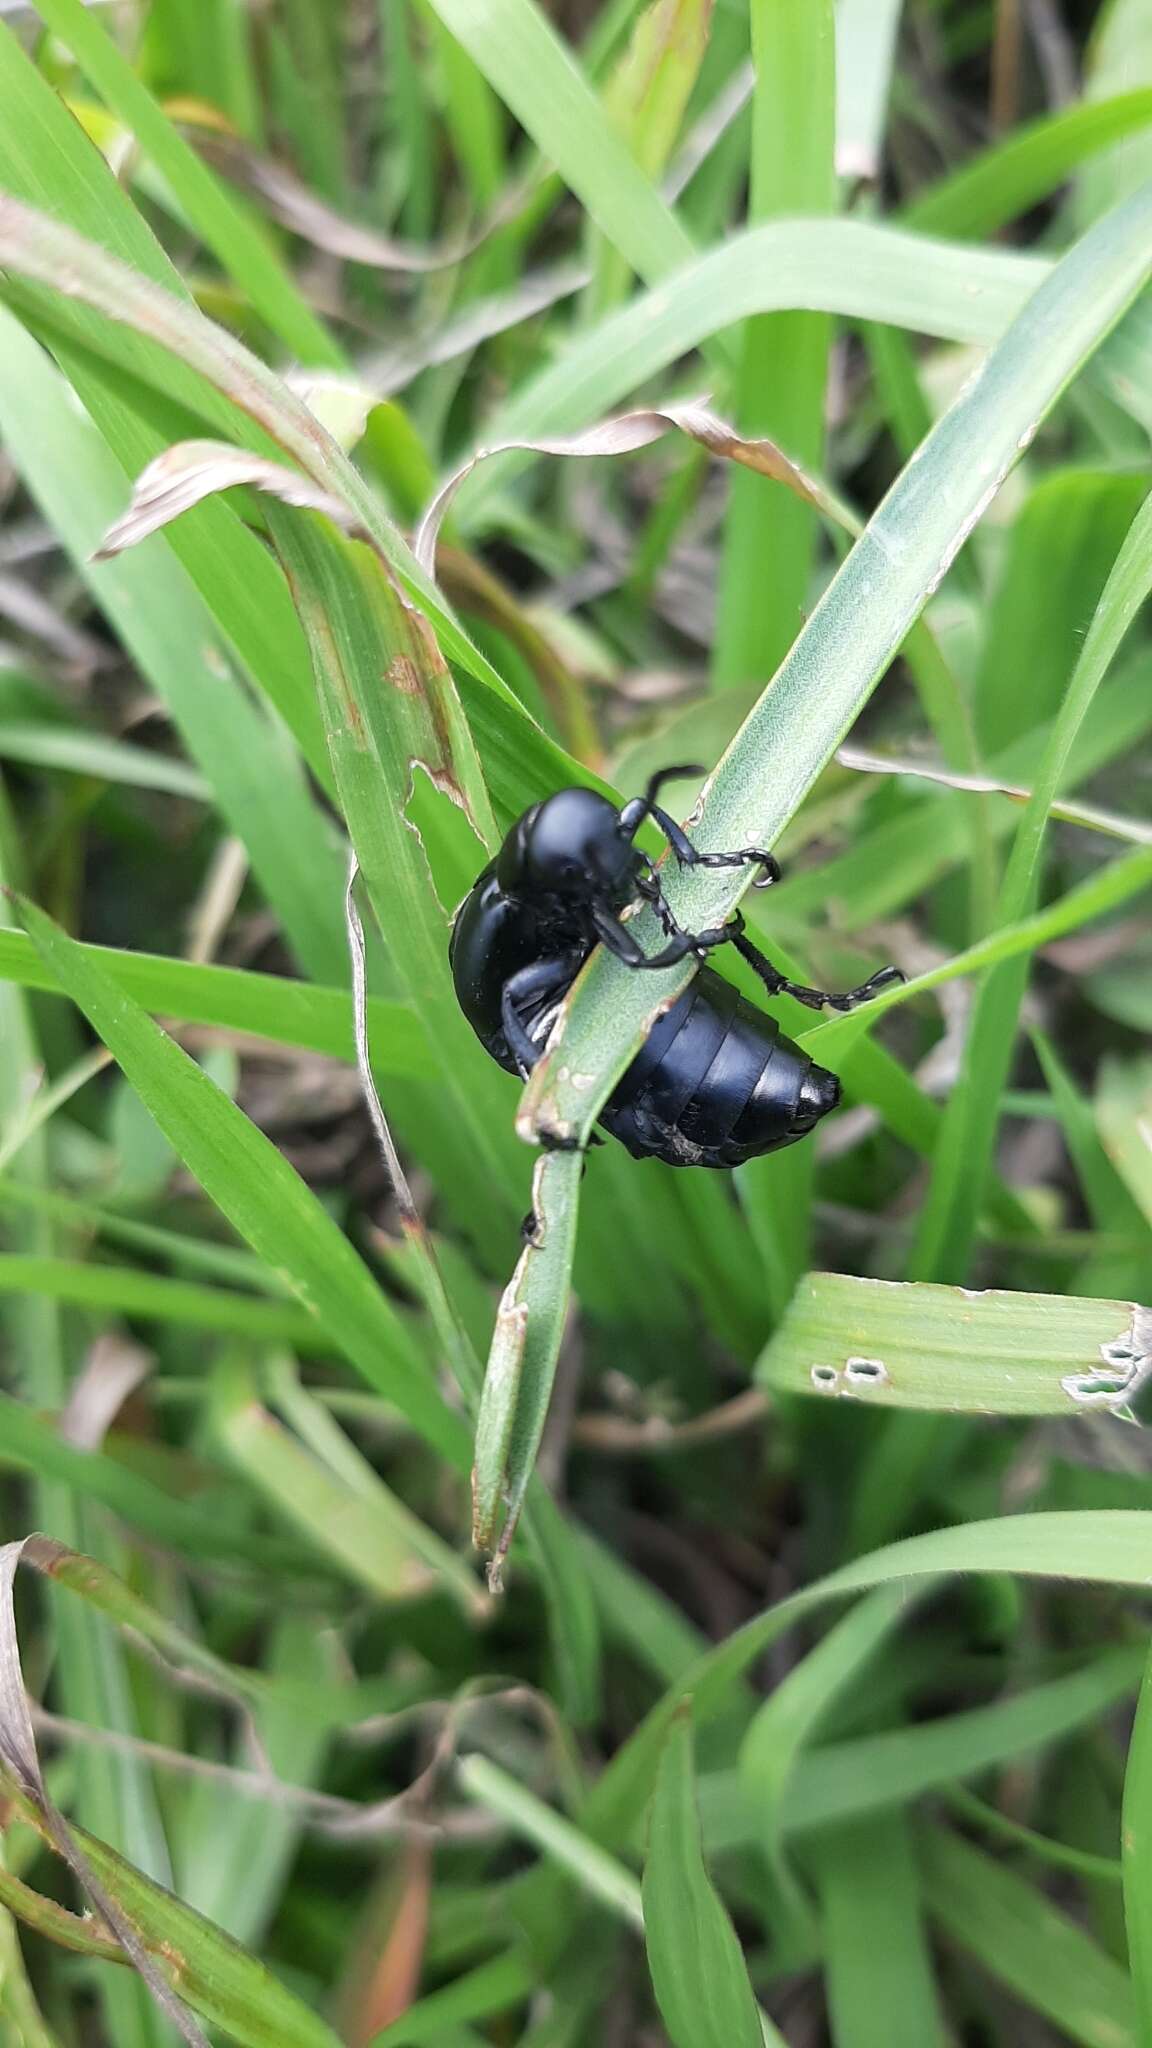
449;769;902;1169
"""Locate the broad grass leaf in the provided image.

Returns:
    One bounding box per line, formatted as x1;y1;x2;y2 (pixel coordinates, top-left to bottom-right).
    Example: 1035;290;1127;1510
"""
920;1825;1135;2048
757;1273;1152;1415
1123;1645;1152;2039
641;1713;763;2048
0;925;432;1073
583;1510;1152;1848
815;1814;945;2048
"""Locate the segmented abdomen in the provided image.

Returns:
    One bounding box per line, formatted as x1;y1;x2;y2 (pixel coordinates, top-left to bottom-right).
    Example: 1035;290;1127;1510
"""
599;968;838;1168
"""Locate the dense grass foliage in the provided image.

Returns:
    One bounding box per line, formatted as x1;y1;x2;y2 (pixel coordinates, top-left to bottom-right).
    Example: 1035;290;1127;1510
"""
1;2;1152;2043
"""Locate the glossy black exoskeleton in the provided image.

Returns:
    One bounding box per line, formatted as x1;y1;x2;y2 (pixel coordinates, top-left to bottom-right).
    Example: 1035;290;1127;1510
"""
449;770;902;1169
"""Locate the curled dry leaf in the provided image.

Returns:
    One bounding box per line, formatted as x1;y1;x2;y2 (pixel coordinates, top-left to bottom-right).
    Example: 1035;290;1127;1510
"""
0;1536;212;2048
93;440;356;561
414;400;845;575
58;1334;151;1451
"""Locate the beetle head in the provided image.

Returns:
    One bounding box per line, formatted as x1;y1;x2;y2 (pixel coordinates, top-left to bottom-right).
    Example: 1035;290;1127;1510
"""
501;788;640;905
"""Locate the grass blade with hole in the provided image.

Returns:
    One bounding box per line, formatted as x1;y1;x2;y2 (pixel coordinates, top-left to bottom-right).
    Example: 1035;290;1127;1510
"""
757;1272;1151;1415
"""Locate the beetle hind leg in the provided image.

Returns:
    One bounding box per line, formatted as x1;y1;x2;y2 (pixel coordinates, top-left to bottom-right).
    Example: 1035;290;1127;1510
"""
730;923;905;1013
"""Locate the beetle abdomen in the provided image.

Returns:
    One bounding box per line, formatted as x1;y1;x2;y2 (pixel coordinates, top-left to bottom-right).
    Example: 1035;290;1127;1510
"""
599;967;839;1168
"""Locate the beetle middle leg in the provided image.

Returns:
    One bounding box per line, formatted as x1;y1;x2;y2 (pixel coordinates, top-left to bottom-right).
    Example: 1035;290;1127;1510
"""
592;905;732;971
501;954;582;1075
728;916;905;1013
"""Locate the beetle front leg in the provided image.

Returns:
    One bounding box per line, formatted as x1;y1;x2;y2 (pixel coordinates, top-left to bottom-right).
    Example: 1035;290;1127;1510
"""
619;773;781;889
729;920;905;1013
652;810;782;889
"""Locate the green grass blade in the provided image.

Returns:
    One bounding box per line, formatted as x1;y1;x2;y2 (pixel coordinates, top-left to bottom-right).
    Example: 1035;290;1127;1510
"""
0;722;208;798
642;1713;763;2048
1032;1030;1149;1276
0;926;431;1072
422;0;696;286
912;485;1152;1283
503;184;1152;1564
456;1754;642;1928
815;1814;945;2048
919;1824;1136;2048
0;1255;329;1347
0;302;347;983
1097;1058;1152;1225
13;895;465;1466
973;469;1147;759
798;845;1152;1071
906;89;1152;241
777;1648;1144;1839
835;0;901;180
713;0;835;688
527;183;1152;1143
4;1790;344;2048
587;0;711;315
451;221;1046;528
1123;1643;1152;2040
740;1584;919;1858
212;1355;482;1615
0;1394;304;1573
32;0;341;366
0;147;539;778
472;1148;583;1580
268;508;526;1256
0;27;335;788
583;1511;1152;1848
758;1273;1151;1415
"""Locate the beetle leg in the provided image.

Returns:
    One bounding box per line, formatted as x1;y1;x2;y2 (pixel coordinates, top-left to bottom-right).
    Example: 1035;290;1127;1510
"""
618;764;706;843
729;924;906;1013
647;806;781;889
636;864;691;943
592;905;730;970
501;956;581;1075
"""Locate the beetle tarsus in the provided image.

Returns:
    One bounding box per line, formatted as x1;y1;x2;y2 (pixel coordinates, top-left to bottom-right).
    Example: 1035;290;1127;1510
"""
730;925;906;1013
